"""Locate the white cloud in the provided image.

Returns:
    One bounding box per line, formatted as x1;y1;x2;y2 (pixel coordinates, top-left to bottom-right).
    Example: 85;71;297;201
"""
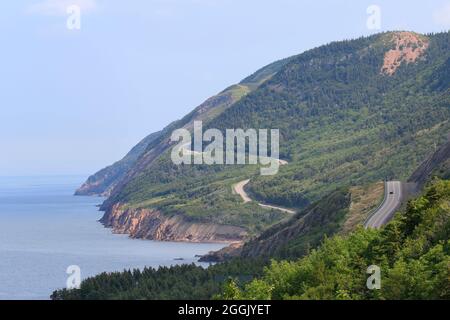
433;3;450;27
27;0;98;16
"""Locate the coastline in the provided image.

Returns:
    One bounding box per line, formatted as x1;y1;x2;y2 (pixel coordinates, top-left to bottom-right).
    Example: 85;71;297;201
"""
99;202;248;244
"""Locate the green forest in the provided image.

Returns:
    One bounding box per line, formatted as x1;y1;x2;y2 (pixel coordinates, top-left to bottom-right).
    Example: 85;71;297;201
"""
221;179;450;300
52;178;450;300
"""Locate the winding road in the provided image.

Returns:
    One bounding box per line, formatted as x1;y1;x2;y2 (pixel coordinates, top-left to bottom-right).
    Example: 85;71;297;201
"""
233;179;296;214
364;181;403;229
235;178;403;227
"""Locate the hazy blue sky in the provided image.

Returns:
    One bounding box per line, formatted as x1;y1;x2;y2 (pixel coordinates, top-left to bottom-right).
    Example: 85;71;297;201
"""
1;0;449;176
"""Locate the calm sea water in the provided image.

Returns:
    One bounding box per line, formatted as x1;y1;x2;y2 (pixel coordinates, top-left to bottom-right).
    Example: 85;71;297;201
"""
0;176;225;300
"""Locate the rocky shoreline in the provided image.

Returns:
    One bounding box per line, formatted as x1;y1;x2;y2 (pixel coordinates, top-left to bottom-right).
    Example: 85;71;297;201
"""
100;203;248;244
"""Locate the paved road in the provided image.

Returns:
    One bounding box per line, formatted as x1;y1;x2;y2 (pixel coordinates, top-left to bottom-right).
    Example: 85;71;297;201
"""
233;179;296;214
364;181;403;229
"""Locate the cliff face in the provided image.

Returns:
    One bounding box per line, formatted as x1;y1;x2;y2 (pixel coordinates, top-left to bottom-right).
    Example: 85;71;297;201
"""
100;204;247;243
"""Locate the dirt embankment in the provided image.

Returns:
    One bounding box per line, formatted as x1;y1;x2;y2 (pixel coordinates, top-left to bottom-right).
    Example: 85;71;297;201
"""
341;181;385;234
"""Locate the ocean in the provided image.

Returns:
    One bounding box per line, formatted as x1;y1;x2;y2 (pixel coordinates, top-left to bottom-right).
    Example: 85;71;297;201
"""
0;175;225;300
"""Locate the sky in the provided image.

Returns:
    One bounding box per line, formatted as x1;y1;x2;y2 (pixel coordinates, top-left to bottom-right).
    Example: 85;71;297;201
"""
0;0;449;176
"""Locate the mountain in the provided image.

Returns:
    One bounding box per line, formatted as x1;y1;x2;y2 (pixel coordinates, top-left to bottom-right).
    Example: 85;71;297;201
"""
75;131;163;196
75;57;292;198
84;31;450;243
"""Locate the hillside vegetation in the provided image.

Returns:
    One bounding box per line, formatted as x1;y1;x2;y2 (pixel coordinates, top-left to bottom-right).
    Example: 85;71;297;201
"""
51;258;268;300
102;31;450;234
221;179;450;300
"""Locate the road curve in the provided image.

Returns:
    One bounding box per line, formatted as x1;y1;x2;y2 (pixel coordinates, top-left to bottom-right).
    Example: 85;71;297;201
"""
364;181;403;229
233;179;252;203
233;179;296;214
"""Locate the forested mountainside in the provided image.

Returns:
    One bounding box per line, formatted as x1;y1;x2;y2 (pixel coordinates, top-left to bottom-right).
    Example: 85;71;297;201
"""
93;31;450;242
